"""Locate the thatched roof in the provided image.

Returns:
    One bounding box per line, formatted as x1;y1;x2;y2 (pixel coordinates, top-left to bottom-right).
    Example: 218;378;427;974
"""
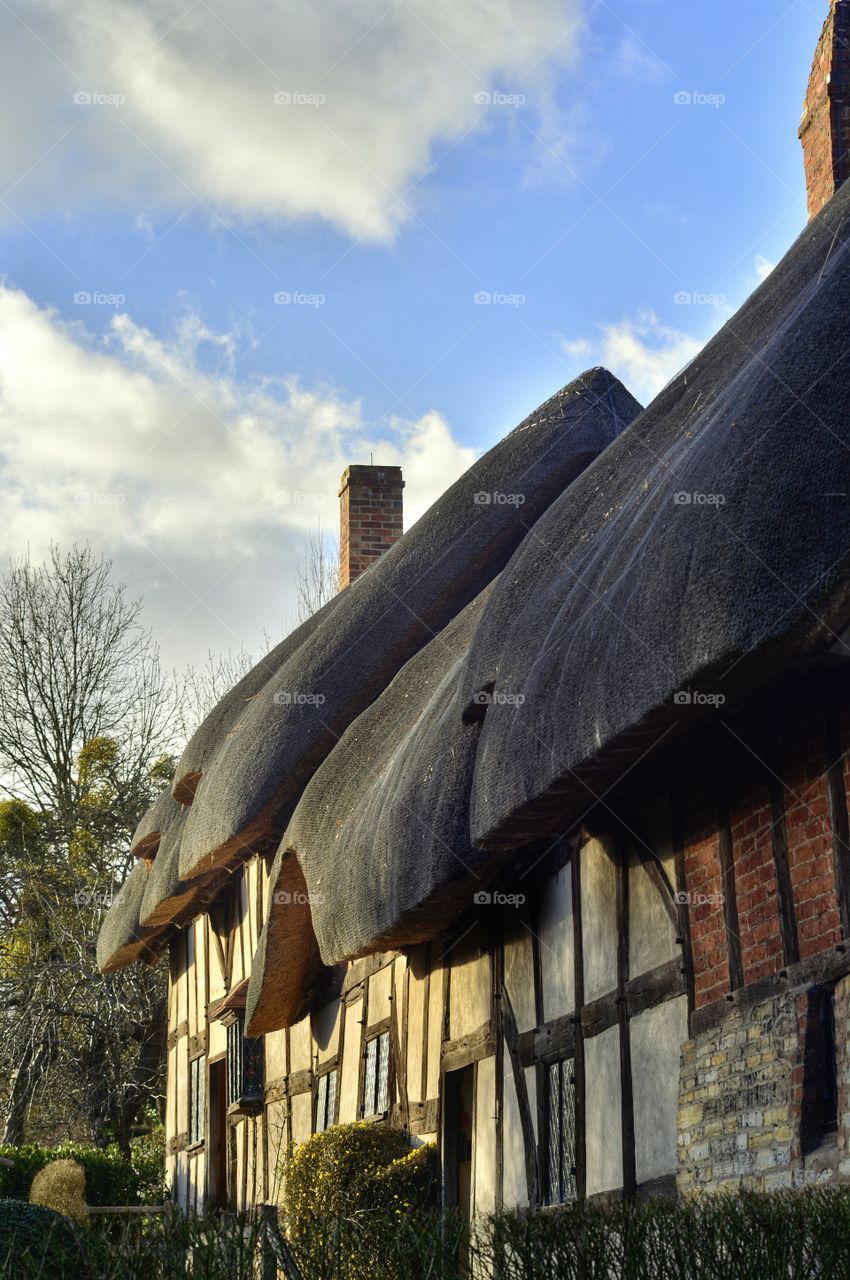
171;594;342;803
245;584;497;1030
95;863;160;974
98;367;639;977
138;806;212;930
463;180;850;849
171;366;640;883
129;786;182;858
99;182;850;1026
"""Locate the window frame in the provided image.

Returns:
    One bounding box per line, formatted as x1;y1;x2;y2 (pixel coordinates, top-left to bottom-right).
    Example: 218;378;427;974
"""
188;1054;206;1149
225;1011;265;1114
314;1066;338;1133
361;1030;391;1120
545;1056;577;1206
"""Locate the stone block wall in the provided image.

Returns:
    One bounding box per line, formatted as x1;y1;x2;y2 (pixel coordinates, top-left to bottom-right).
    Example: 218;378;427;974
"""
678;973;850;1193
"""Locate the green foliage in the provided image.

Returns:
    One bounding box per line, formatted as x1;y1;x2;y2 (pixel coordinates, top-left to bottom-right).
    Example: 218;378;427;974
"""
0;799;40;850
482;1189;850;1279
0;1139;164;1206
283;1125;440;1279
148;756;176;790
129;1126;168;1205
0;1198;84;1280
3;1191;850;1280
283;1123;436;1219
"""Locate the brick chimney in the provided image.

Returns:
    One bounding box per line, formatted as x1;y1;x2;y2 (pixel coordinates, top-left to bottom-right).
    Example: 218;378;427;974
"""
338;464;404;590
800;0;850;220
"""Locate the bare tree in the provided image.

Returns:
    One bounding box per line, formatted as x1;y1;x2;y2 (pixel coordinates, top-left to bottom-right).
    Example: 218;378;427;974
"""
0;544;175;844
295;524;339;623
0;545;176;1146
175;643;270;746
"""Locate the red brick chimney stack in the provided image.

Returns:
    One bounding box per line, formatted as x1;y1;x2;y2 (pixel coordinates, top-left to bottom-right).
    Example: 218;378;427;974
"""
800;0;850;219
338;464;404;590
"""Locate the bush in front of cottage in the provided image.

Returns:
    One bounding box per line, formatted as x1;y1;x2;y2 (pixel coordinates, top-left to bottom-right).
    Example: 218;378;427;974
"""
29;1158;88;1225
0;1198;84;1279
282;1123;441;1279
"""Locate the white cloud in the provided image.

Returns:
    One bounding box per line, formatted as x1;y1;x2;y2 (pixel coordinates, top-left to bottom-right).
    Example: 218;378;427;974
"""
561;310;705;404
0;284;477;664
2;0;581;241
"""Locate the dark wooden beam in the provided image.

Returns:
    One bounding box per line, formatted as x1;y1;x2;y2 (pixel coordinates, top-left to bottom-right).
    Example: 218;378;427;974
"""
518;958;684;1069
823;670;850;939
501;982;539;1207
615;830;636;1199
761;706;800;966
670;774;696;1027
692;932;850;1037
421;943;431;1108
390;963;410;1129
440;1020;495;1074
529;893;547;1201
713;742;744;992
493;941;505;1214
572;845;586;1202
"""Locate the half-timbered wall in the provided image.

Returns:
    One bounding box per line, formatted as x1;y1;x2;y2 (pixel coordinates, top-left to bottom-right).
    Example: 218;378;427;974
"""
162;668;850;1211
164;818;685;1210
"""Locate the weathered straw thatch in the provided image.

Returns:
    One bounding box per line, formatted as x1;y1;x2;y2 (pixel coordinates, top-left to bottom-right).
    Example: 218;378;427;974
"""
138;806;210;929
245;853;331;1034
129;786;183;858
95;863;159;974
463;183;850;850
175;368;642;885
171;594;342;803
245;584;500;1029
100;368;639;974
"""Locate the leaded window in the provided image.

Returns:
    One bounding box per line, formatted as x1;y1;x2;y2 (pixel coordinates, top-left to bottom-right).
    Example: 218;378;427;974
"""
315;1069;338;1133
546;1057;577;1204
189;1055;205;1146
227;1013;264;1111
362;1031;390;1118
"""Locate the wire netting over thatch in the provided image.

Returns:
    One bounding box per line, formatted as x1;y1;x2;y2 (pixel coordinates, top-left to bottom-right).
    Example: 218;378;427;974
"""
172;367;641;887
246;585;499;1030
463;180;850;850
99;368;639;978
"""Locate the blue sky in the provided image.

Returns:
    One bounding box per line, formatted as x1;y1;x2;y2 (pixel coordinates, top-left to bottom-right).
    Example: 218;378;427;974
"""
0;0;827;671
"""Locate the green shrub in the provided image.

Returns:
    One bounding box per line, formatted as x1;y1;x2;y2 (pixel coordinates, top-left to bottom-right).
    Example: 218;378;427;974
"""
480;1190;850;1280
76;1209;267;1280
0;1198;84;1280
283;1124;441;1279
1;1190;848;1280
128;1129;168;1204
0;1138;165;1207
284;1123;420;1219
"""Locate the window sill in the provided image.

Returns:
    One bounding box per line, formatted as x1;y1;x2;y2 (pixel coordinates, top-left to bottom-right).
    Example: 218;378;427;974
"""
360;1110;389;1124
227;1099;264;1118
186;1140;205;1155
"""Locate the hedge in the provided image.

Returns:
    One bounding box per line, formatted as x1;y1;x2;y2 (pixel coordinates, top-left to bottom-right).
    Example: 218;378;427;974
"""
480;1190;850;1279
0;1138;165;1206
4;1190;850;1279
0;1199;84;1280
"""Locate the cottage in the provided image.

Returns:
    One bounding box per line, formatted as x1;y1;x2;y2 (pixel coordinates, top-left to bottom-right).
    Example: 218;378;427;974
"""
98;5;850;1214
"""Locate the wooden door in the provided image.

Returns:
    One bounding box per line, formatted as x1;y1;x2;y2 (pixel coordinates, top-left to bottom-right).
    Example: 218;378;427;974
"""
208;1058;228;1210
